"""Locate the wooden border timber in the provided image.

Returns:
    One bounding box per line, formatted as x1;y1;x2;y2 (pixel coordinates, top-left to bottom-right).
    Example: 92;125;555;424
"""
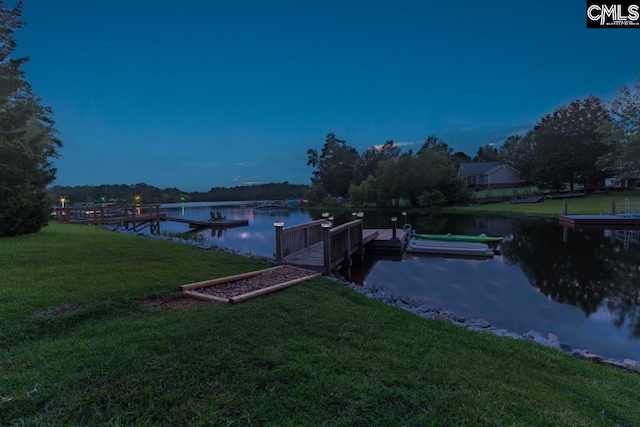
179;266;321;304
179;266;284;291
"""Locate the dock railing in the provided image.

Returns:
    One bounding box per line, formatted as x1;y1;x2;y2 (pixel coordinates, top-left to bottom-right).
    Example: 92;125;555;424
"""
325;220;364;274
276;219;326;261
55;204;163;226
275;219;364;275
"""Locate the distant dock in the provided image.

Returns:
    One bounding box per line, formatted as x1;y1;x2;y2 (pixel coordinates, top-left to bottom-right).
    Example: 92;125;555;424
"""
559;214;640;229
164;216;249;231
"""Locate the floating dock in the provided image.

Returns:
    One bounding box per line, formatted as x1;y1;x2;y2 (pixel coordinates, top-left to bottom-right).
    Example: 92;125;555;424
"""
164;216;249;230
559;214;640;229
363;229;408;253
406;238;494;258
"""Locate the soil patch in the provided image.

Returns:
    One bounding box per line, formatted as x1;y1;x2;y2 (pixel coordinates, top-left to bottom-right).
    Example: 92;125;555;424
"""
36;304;83;318
142;293;204;309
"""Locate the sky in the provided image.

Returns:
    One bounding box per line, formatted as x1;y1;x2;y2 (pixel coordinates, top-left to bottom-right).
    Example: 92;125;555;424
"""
12;0;640;191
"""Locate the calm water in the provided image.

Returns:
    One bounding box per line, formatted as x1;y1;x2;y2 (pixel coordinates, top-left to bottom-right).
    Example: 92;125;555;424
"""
156;202;640;361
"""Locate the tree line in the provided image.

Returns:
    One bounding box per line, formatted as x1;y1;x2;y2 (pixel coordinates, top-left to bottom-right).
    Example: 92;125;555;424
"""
306;78;639;207
47;182;309;206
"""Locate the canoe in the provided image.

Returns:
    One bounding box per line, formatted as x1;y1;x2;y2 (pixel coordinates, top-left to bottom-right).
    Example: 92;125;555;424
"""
412;232;503;243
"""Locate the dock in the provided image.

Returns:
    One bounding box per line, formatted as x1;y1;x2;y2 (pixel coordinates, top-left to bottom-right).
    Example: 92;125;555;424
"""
276;219;407;274
55;204;165;233
559;214;640;229
164;216;249;231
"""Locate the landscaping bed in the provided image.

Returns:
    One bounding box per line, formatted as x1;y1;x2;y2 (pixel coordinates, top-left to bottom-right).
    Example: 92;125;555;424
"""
180;265;320;303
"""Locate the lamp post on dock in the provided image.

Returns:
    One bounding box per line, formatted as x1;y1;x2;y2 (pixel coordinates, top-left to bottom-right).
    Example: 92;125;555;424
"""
391;216;398;239
274;220;284;264
402;211;407;226
321;220;332;275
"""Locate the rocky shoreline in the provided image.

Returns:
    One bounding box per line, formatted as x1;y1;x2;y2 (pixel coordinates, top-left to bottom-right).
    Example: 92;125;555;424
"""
344;280;640;374
104;225;640;374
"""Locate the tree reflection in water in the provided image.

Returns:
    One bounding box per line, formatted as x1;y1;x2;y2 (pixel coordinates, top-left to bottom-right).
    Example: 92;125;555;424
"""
500;218;640;339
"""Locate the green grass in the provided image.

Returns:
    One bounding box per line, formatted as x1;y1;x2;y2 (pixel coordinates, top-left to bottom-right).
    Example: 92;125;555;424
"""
2;224;640;426
446;193;640;217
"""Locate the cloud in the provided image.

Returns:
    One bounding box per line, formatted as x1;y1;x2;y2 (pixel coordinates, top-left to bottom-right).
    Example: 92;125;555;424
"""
371;141;420;150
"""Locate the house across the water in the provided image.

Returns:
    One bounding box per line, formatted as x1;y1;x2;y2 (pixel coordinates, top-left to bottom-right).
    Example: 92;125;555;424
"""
457;162;520;189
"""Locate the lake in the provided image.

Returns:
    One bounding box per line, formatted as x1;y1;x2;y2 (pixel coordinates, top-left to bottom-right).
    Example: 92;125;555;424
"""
156;201;640;361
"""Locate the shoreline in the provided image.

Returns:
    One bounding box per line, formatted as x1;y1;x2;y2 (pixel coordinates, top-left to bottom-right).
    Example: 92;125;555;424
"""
104;224;640;374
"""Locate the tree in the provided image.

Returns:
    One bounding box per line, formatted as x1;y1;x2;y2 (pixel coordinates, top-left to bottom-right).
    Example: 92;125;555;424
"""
531;96;612;192
498;133;535;182
0;1;61;236
599;77;640;180
306;133;360;198
357;140;400;184
473;144;499;162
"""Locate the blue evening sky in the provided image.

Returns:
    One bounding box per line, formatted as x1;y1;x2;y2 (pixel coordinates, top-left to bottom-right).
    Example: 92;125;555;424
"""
14;1;640;191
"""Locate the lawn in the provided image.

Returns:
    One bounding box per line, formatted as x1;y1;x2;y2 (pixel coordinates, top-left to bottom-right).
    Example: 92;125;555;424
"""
446;193;640;217
1;224;639;426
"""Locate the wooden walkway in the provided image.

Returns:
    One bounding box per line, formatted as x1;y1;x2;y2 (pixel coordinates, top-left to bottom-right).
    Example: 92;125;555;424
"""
283;229;379;270
282;228;408;272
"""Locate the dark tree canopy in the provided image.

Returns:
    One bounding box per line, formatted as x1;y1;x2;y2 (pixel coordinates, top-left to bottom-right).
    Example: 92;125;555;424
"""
0;0;61;236
531;96;612;192
473;143;500;162
306;133;360;198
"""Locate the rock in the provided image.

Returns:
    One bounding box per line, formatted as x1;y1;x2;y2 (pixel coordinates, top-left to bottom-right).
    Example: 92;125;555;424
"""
548;333;559;343
583;353;603;363
624;359;640;372
476;318;491;328
602;359;627;369
524;330;549;346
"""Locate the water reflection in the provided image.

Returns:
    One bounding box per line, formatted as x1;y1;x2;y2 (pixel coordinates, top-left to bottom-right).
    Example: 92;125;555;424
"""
500;219;640;340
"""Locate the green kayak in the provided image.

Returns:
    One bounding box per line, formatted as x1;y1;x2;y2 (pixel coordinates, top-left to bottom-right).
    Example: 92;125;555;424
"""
412;232;503;243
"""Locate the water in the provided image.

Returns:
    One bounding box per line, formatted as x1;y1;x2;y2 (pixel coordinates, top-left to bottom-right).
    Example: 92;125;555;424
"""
154;202;640;361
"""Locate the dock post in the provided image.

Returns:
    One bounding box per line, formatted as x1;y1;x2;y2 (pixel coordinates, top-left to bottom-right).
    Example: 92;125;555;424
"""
274;220;284;264
321;221;332;275
611;198;616;215
563;199;568;215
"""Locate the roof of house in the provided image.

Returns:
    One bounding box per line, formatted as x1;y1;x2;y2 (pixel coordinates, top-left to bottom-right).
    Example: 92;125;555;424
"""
458;162;502;175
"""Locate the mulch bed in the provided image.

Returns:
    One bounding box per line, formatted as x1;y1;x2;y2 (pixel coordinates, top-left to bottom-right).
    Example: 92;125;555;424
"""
181;265;320;303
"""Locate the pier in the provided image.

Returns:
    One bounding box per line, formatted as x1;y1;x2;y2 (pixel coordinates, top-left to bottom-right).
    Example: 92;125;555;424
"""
55;205;251;234
55;204;165;233
275;219;408;275
164;216;249;232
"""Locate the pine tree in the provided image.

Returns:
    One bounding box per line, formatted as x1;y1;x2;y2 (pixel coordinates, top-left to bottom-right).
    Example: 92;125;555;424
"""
1;0;61;236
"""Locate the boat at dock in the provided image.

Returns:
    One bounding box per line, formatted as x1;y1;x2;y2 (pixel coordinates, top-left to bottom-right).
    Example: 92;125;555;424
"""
254;202;289;211
406;238;495;258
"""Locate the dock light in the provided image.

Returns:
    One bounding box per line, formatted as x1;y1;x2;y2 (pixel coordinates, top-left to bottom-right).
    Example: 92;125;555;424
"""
60;197;66;208
322;211;330;219
274;220;285;264
402;211;407;225
356;212;364;218
391;216;398;239
321;220;332;228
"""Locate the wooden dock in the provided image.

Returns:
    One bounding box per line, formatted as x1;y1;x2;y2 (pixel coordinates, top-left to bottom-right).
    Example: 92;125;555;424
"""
365;229;408;252
559;214;640;229
283;229;380;270
55;204;165;233
164;216;249;230
276;219;408;274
